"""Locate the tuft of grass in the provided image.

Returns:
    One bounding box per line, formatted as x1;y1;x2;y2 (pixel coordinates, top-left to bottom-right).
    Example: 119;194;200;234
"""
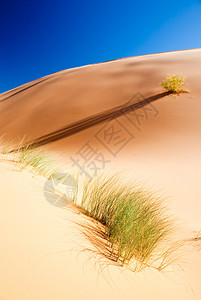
0;139;59;179
161;74;185;93
17;147;59;179
80;174;175;271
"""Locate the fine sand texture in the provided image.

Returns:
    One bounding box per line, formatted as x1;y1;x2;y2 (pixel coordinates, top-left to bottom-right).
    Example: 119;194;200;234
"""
0;49;201;299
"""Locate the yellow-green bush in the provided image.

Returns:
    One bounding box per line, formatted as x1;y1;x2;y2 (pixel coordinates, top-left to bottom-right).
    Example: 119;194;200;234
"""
161;74;185;92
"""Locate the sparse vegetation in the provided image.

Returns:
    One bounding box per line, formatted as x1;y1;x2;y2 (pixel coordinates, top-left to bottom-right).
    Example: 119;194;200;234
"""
79;174;175;271
16;146;59;179
161;74;185;93
0;139;178;271
0;140;59;179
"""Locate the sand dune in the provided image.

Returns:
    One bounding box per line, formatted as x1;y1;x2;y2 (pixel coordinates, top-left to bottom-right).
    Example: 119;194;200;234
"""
0;49;201;299
0;49;200;146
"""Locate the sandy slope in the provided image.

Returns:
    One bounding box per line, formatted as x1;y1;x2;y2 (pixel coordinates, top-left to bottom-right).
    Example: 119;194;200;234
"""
0;49;201;299
0;49;200;146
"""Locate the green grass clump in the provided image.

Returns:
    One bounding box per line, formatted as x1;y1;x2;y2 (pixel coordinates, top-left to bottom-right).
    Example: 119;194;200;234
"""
17;146;59;179
161;74;185;93
80;174;174;271
1;140;59;179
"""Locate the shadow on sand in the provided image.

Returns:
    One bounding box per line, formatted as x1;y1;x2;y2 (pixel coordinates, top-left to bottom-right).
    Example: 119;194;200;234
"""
11;90;174;152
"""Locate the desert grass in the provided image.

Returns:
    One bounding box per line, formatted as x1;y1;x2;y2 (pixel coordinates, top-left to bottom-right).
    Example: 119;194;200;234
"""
0;138;59;179
17;146;59;179
78;174;178;271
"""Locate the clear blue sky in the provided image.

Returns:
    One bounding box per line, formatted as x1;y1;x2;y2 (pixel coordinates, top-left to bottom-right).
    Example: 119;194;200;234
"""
0;0;201;93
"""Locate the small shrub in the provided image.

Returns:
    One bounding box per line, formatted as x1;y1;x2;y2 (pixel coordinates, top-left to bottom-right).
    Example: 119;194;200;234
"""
161;74;185;93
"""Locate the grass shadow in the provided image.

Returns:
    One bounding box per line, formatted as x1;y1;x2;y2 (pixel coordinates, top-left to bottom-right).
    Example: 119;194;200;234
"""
9;91;176;152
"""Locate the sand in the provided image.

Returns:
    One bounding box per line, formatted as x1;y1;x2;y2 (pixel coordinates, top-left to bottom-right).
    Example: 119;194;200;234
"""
0;49;201;299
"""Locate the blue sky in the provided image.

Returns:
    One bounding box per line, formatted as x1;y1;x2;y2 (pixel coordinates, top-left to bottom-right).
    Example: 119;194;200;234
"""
0;0;200;93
